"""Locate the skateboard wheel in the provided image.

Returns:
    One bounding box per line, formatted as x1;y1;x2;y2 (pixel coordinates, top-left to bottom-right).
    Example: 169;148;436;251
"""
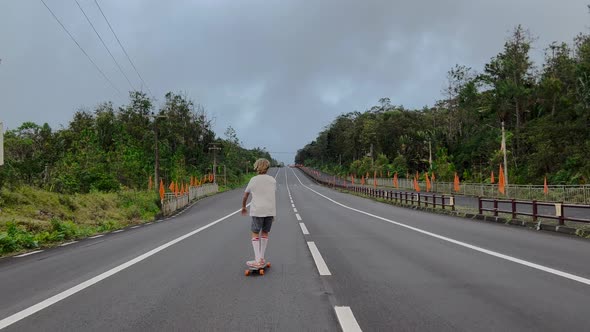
245;270;250;276
259;269;265;275
266;262;271;268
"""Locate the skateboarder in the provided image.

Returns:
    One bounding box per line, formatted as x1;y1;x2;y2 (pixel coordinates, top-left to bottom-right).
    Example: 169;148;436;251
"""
241;158;276;268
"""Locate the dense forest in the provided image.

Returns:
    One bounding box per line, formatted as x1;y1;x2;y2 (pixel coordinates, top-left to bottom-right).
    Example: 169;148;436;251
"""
296;25;590;185
0;91;277;193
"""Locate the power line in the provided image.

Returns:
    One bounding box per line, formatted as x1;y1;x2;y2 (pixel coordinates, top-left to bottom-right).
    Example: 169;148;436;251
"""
40;0;121;96
74;0;135;91
93;0;153;96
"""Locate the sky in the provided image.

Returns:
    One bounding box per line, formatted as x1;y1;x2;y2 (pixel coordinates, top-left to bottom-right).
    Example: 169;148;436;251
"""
1;0;589;164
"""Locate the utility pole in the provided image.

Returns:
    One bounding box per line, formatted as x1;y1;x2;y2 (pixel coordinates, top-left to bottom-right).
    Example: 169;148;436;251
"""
209;143;221;183
150;113;167;192
501;120;509;191
428;140;432;169
370;143;374;168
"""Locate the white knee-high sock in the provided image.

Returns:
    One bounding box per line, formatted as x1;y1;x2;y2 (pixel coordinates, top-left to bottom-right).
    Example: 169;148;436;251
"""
252;237;261;261
260;236;268;260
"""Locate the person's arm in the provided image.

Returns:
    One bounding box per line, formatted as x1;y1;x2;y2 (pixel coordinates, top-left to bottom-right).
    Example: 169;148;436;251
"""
241;192;250;215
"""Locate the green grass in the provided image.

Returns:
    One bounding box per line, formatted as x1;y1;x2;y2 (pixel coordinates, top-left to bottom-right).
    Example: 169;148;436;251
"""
0;186;160;256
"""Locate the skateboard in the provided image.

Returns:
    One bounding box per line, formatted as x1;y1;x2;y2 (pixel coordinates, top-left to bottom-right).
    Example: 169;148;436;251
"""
244;261;271;276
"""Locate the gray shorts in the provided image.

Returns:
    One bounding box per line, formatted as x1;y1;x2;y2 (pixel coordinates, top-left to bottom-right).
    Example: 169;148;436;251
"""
251;216;274;233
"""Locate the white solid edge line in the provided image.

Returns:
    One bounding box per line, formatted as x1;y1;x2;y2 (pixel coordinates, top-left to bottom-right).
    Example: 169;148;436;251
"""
113;230;124;233
89;235;104;239
334;306;362;332
296;213;302;221
60;241;77;247
307;241;331;276
290;168;590;286
14;250;44;258
131;226;140;229
0;206;249;330
299;222;310;235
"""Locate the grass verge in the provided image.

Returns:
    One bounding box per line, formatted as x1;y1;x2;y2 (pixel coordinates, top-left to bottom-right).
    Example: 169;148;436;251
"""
0;186;160;256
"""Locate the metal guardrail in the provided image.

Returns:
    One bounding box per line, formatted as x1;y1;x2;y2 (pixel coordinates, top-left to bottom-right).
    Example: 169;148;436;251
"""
162;184;218;216
298;167;455;211
479;197;590;225
324;177;590;204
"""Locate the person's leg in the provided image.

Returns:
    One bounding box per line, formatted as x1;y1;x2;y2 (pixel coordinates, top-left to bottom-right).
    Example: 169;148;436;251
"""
248;218;263;267
259;217;273;263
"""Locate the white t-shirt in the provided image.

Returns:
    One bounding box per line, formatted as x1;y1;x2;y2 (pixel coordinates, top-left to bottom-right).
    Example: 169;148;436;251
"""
245;174;277;217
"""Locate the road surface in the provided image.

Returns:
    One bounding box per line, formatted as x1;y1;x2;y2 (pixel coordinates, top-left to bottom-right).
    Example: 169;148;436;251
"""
0;167;589;331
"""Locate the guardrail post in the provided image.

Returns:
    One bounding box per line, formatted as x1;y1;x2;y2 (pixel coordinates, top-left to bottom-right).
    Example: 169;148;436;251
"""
478;197;482;214
556;202;564;226
433;194;437;209
532;200;538;222
417;193;421;207
493;199;498;217
511;199;516;219
442;195;445;210
451;196;455;211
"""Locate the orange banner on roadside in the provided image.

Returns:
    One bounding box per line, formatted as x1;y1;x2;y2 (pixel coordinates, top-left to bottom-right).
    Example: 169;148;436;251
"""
498;166;505;194
159;180;165;200
544;176;548;195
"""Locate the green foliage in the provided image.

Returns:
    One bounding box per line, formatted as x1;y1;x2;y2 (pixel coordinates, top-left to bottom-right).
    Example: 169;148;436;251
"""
0;91;275;193
296;25;590;185
0;186;163;255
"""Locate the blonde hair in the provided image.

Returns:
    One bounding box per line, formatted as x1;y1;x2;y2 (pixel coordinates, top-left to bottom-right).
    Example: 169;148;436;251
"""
253;158;270;174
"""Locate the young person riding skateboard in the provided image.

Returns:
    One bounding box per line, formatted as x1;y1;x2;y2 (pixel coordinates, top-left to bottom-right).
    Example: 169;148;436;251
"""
241;158;276;268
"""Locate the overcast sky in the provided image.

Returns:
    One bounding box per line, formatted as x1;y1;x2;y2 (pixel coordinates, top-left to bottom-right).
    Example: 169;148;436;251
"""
1;0;588;163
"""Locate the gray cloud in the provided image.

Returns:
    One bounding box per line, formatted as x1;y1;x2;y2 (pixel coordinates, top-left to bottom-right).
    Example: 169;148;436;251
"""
1;0;588;163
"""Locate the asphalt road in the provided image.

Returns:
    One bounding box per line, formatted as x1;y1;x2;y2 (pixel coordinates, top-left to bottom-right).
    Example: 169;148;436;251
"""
0;167;589;331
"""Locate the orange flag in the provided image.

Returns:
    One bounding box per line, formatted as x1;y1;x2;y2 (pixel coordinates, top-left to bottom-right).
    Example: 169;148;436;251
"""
175;181;179;197
209;173;214;183
454;173;460;193
169;181;174;192
498;165;505;194
431;172;435;182
414;178;421;192
159;180;165;200
393;173;398;188
544;176;548;195
373;170;377;188
415;171;419;181
491;171;495;184
425;172;431;192
148;176;153;191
